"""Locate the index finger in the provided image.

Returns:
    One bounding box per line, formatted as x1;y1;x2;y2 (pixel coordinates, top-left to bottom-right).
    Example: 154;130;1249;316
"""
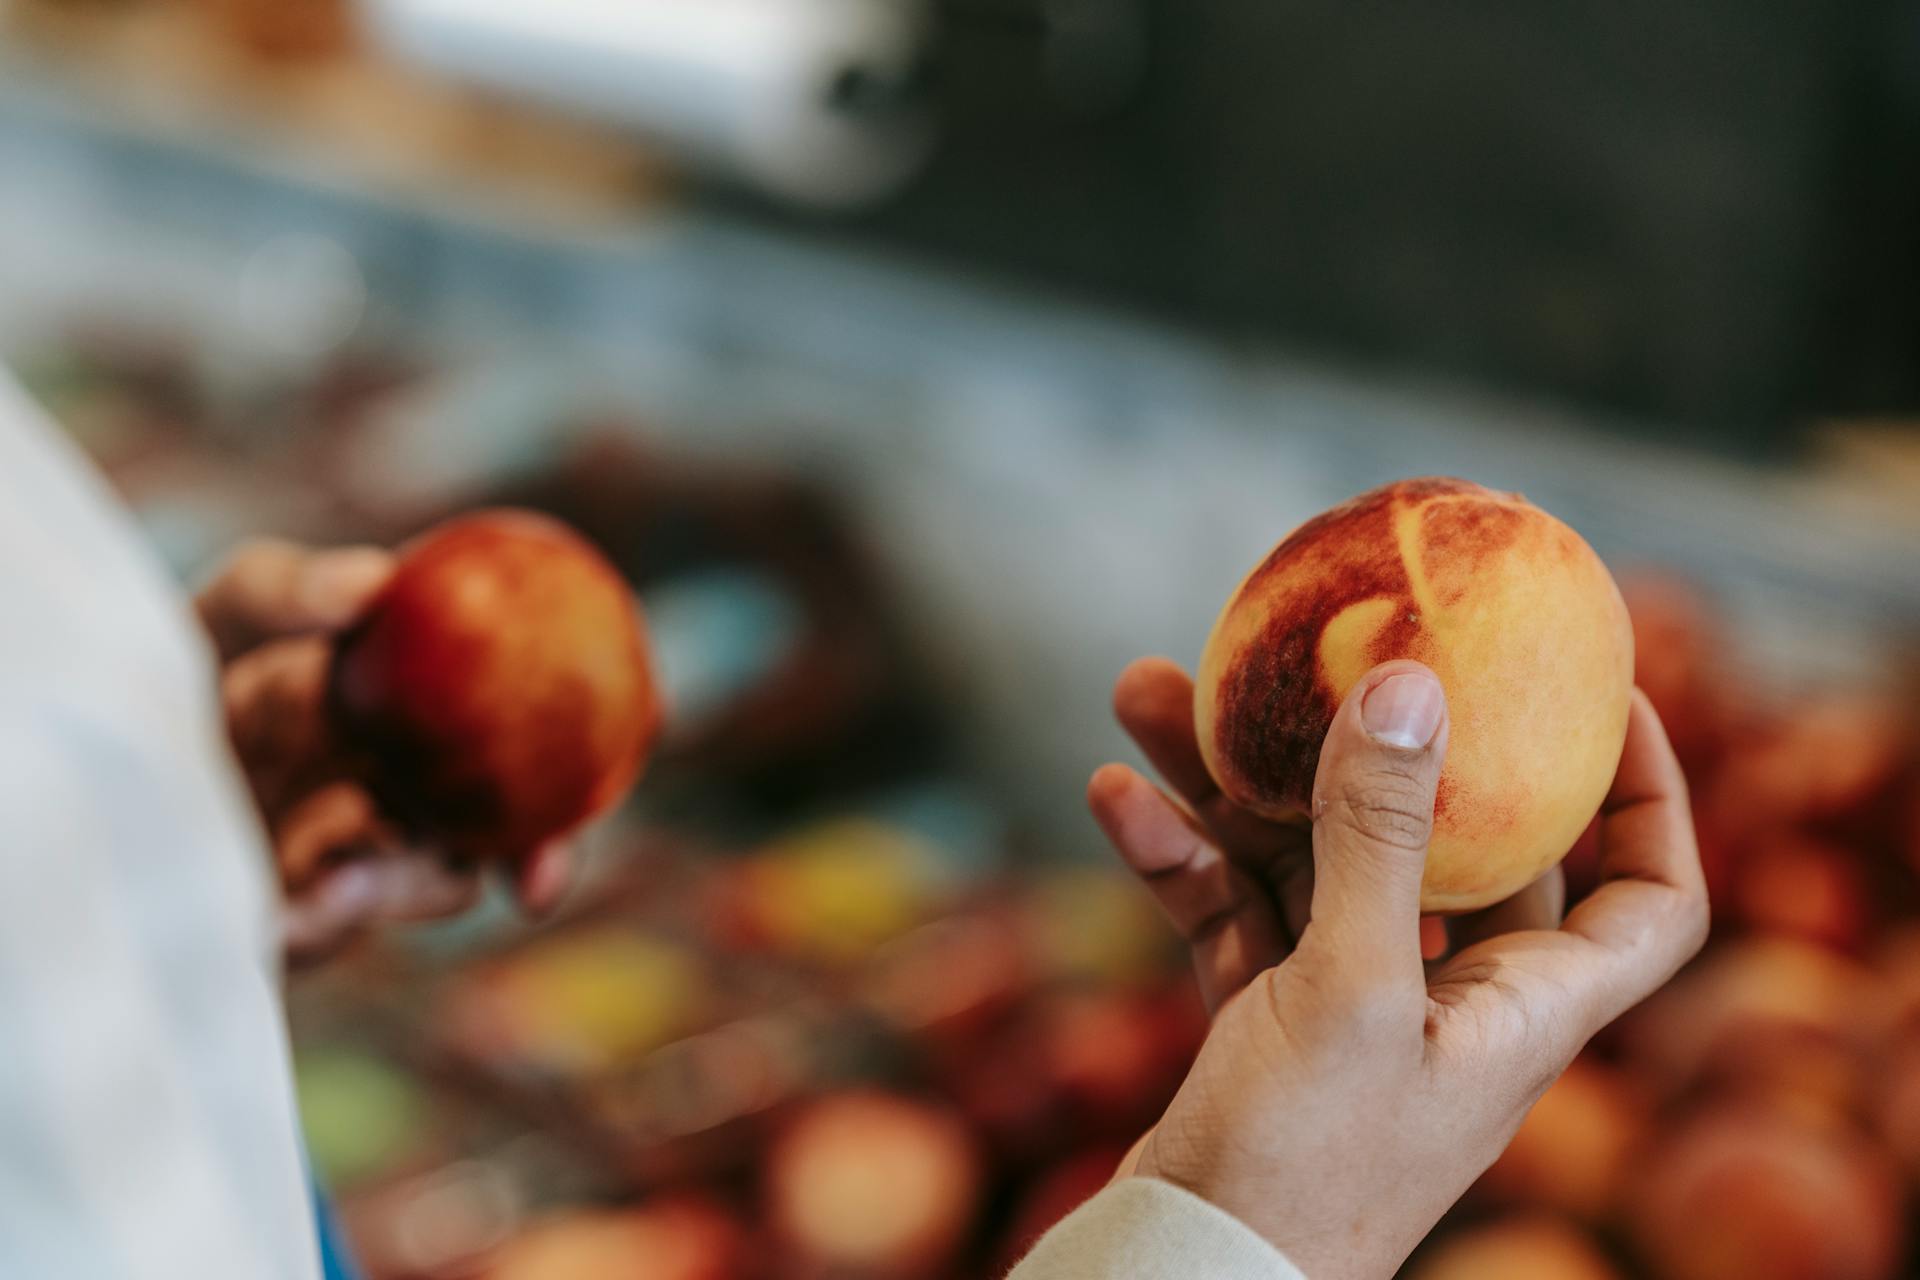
195;540;395;662
1556;689;1710;1020
1112;657;1219;807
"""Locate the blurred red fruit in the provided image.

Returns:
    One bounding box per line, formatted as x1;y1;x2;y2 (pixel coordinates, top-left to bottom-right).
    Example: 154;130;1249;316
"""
1619;574;1731;775
485;1197;746;1280
1477;1058;1647;1221
767;1092;979;1278
992;1143;1128;1273
1040;988;1198;1131
1873;926;1920;1033
937;986;1200;1164
1619;938;1886;1098
1730;833;1870;951
1560;817;1603;903
1627;1103;1905;1280
863;909;1033;1046
1870;1029;1920;1185
1407;1216;1623;1280
1903;780;1920;879
1704;700;1904;840
331;509;661;861
1695;1021;1865;1127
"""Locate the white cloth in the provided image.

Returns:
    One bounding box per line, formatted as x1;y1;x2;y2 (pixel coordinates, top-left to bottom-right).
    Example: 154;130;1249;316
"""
1009;1177;1305;1280
0;373;322;1280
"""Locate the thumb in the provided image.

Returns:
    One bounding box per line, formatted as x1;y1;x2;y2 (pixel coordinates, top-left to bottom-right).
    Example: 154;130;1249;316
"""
1304;661;1449;986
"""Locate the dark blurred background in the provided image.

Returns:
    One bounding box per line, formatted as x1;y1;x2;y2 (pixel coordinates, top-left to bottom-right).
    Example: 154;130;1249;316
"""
842;0;1920;442
3;3;1920;1279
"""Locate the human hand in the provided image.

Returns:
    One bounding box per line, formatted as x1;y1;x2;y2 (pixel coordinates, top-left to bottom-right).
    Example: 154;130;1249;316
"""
1088;658;1708;1279
197;539;574;966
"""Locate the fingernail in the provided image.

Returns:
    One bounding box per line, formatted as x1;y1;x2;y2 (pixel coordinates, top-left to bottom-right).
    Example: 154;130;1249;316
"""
1362;671;1443;749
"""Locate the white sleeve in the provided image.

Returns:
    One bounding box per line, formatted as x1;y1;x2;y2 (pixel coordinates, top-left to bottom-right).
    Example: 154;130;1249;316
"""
0;373;322;1280
1008;1178;1307;1280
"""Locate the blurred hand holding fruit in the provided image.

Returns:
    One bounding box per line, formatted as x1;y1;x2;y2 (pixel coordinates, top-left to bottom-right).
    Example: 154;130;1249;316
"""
330;510;660;862
198;509;659;964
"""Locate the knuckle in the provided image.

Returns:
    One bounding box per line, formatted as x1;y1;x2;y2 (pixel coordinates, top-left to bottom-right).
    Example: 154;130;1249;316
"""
1672;886;1711;959
1324;773;1435;851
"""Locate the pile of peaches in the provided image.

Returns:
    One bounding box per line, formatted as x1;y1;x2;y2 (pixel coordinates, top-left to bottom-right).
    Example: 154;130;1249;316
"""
310;848;1207;1280
298;489;1919;1279
1407;573;1920;1280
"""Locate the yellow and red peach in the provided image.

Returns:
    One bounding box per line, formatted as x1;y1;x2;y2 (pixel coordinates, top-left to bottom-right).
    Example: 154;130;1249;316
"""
1195;478;1633;911
331;509;661;861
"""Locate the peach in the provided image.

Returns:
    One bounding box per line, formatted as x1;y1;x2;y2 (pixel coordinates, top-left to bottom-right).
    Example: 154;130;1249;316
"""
935;986;1199;1162
1869;1028;1920;1183
862;908;1033;1044
1704;699;1906;838
331;509;661;860
1872;925;1920;1031
1626;1103;1905;1280
1618;937;1885;1099
485;1197;745;1280
1730;833;1870;952
1407;1217;1622;1280
767;1091;979;1277
1196;478;1633;911
1902;778;1920;881
1476;1057;1647;1221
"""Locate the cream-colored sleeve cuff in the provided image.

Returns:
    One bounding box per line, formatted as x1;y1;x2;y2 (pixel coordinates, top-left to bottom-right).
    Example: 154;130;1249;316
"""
1006;1177;1306;1280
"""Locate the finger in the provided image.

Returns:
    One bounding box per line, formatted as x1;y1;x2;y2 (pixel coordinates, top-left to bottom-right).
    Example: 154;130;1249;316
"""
1090;764;1249;938
1303;661;1449;992
223;637;350;817
282;861;381;967
281;856;483;967
1089;764;1291;1009
1113;658;1313;888
512;841;575;917
1112;658;1219;807
352;855;483;922
1554;690;1710;1020
196;540;394;662
275;781;383;889
1446;865;1566;954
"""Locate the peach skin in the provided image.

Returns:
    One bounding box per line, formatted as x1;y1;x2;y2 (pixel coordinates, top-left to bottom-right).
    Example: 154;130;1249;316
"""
1195;477;1633;911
